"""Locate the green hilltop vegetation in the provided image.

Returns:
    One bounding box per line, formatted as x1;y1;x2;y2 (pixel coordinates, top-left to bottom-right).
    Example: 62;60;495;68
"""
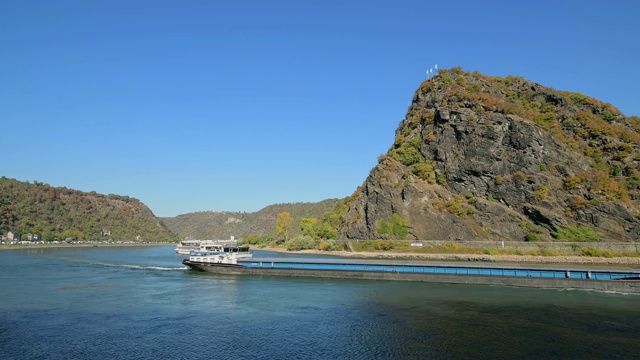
0;177;173;242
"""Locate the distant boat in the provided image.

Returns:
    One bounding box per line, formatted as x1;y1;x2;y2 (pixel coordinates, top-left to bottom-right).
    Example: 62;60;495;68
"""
174;238;237;255
174;240;203;255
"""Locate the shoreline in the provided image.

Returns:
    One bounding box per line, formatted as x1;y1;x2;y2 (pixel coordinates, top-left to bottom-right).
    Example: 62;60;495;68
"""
3;242;640;267
0;242;174;251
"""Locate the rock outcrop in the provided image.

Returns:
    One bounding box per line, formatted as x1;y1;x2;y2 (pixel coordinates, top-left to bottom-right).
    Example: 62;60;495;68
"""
339;68;640;242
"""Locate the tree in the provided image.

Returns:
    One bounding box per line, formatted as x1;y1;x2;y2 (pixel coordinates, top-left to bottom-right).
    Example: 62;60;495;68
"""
318;222;338;240
300;217;319;238
300;217;338;240
275;212;293;240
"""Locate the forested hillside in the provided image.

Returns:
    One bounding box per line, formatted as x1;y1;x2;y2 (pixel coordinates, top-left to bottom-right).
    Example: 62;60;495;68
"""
0;177;172;241
160;199;339;240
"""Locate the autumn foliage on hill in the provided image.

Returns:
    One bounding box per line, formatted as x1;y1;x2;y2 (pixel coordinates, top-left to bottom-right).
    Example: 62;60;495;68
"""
412;68;640;204
0;177;172;241
402;67;640;209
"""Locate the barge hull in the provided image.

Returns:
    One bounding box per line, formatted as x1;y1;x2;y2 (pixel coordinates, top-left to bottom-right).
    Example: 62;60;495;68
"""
184;261;640;294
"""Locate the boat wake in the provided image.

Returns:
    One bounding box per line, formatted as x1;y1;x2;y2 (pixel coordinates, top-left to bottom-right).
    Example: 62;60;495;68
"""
555;287;640;296
89;261;187;271
120;264;188;271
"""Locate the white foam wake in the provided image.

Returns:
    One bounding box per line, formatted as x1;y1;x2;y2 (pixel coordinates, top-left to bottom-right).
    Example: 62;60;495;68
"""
90;261;186;271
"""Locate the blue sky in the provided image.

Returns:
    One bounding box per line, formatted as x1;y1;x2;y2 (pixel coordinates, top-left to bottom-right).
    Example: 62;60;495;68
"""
2;1;639;217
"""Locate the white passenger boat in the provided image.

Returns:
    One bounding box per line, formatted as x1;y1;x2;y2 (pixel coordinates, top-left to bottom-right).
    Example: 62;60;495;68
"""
175;239;238;255
175;240;206;255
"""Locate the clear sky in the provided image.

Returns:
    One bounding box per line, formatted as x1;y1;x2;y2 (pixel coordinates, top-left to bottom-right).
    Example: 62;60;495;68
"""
2;1;639;217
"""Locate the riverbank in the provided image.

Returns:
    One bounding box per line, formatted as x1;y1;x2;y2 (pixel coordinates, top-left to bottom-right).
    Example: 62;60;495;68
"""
0;242;174;251
257;247;640;266
4;242;640;267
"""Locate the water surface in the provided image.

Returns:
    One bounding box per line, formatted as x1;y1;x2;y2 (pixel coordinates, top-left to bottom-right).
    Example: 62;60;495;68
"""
1;246;638;359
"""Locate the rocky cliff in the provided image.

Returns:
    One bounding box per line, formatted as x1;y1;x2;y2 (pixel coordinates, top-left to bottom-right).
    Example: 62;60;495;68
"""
339;68;640;242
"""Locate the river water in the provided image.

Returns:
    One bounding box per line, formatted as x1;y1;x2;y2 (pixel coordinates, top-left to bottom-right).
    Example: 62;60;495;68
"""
1;246;638;359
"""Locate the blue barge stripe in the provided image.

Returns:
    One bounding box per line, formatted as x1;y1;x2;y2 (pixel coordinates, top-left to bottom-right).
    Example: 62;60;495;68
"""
239;260;640;281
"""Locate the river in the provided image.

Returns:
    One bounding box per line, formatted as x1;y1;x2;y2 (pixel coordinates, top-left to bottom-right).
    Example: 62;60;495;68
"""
1;246;638;359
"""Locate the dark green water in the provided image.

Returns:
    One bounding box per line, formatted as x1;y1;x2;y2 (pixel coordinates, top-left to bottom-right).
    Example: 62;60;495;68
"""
1;246;638;359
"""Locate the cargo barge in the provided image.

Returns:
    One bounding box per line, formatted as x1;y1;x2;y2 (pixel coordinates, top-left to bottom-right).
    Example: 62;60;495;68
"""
182;255;640;294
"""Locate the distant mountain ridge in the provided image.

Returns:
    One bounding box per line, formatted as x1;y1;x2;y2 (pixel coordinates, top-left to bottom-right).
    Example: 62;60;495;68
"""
0;175;337;242
336;67;640;242
0;177;172;241
160;200;339;239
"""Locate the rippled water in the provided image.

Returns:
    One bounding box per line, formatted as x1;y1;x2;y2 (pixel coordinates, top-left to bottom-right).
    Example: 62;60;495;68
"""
1;246;639;359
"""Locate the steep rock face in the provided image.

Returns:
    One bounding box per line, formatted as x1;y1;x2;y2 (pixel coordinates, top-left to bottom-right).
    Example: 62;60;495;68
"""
340;68;640;241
